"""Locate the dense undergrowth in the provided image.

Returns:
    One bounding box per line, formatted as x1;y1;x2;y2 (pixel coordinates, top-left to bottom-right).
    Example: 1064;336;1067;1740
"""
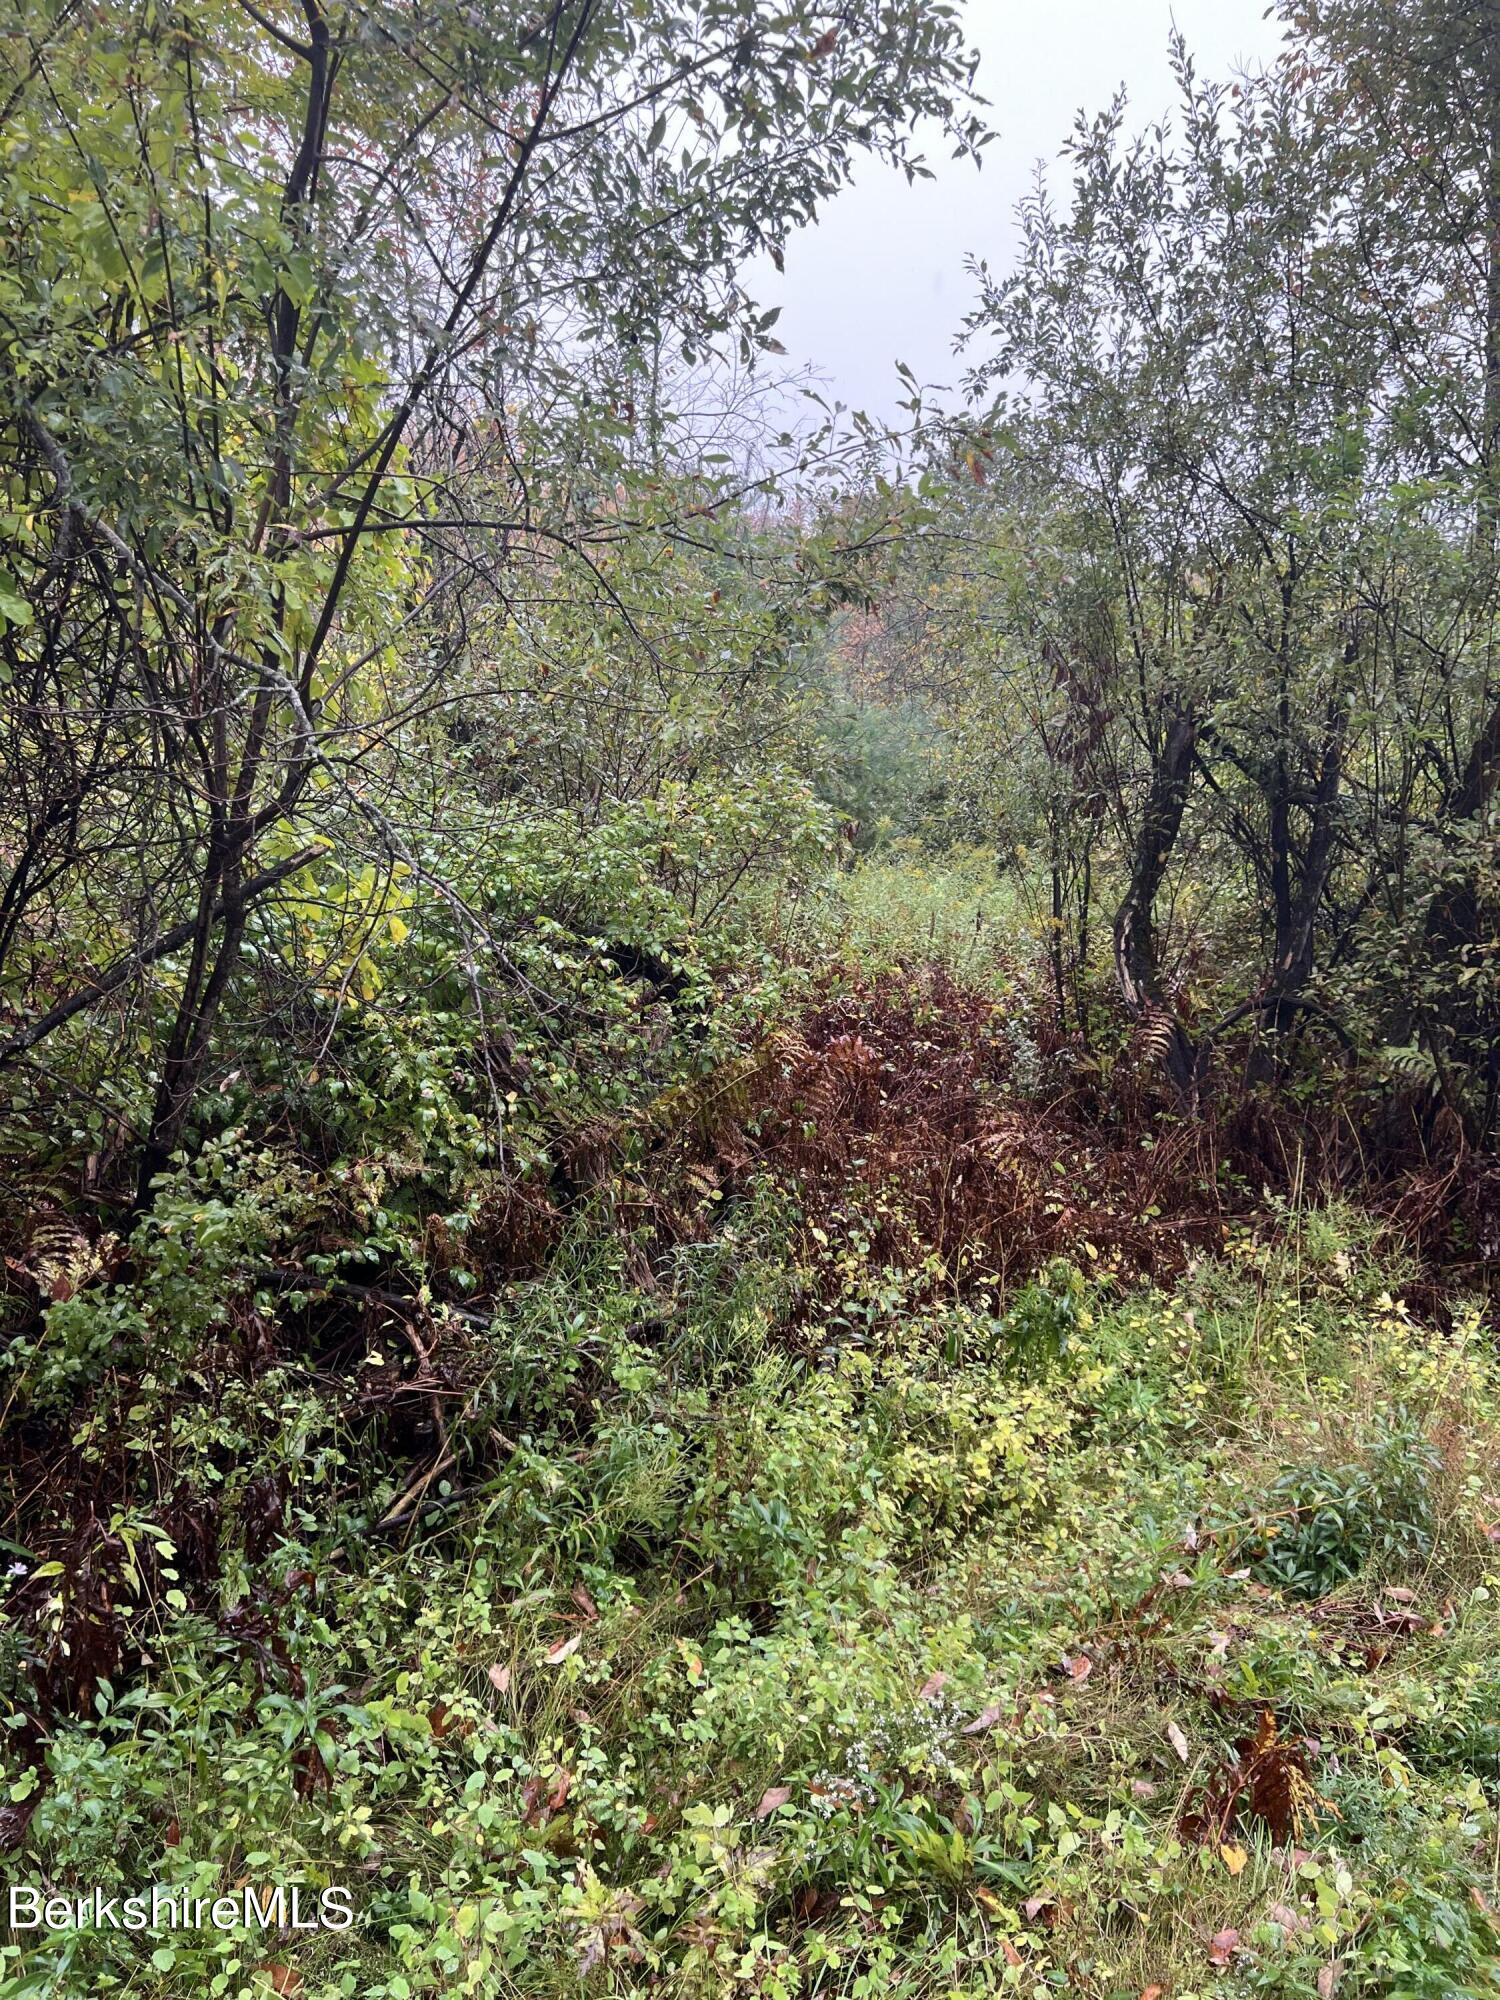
3;865;1498;2000
5;1;1500;1992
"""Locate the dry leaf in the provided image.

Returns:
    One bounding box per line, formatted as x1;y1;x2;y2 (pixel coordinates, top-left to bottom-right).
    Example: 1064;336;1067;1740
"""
263;1969;303;1997
999;1937;1023;1966
918;1671;948;1699
754;1785;791;1820
1219;1840;1249;1876
1316;1963;1340;1998
544;1632;581;1665
1067;1653;1093;1683
1167;1720;1190;1763
1207;1925;1241;1966
572;1583;599;1622
487;1662;511;1694
963;1702;1004;1735
1141;1987;1166;2000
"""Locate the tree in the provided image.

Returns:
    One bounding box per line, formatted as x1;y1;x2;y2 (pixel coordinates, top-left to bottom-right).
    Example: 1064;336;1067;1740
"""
1285;0;1500;1134
0;0;982;1198
957;48;1392;1091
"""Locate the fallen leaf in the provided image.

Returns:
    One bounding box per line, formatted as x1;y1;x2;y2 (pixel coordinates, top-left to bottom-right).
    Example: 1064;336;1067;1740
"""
1207;1925;1241;1967
963;1702;1004;1735
1167;1720;1190;1763
1383;1585;1416;1602
571;1583;599;1622
487;1662;511;1694
544;1633;581;1665
999;1937;1023;1966
1316;1963;1340;1998
754;1785;791;1820
1022;1895;1053;1921
919;1671;948;1699
1067;1653;1093;1683
262;1969;303;1997
1219;1841;1249;1876
1141;1987;1166;2000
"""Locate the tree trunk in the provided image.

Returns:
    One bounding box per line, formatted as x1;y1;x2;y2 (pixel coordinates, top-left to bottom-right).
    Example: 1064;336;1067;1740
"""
1113;703;1199;1098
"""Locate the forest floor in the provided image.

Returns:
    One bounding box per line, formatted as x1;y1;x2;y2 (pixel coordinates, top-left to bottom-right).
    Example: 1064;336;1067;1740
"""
4;866;1500;2000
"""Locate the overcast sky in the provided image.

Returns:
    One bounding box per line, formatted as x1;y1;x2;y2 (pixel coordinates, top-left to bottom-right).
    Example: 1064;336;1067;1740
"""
747;0;1288;422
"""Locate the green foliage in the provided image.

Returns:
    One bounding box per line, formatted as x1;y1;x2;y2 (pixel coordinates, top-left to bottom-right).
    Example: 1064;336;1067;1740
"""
5;1196;1499;1999
807;685;941;848
4;8;1500;2000
3;1135;301;1409
1249;1422;1440;1600
1001;1257;1087;1380
812;845;1026;986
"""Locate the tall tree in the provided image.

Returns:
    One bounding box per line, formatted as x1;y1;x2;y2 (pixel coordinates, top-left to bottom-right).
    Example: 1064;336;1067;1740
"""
0;0;982;1195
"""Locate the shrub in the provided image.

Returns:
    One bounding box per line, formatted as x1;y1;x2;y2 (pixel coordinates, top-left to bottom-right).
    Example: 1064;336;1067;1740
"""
1250;1420;1439;1599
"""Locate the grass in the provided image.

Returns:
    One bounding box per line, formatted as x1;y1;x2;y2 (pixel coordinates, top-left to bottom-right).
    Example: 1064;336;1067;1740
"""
803;846;1031;990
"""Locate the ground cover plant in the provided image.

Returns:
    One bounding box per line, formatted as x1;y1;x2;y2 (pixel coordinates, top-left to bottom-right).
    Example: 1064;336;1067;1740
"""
3;918;1499;1997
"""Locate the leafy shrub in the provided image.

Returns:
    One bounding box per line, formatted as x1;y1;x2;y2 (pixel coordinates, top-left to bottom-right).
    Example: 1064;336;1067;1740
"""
2;1135;303;1409
1001;1257;1087;1379
808;684;942;848
1250;1421;1439;1599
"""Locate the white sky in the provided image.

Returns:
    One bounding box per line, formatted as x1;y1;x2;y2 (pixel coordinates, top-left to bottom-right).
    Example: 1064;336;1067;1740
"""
747;0;1288;421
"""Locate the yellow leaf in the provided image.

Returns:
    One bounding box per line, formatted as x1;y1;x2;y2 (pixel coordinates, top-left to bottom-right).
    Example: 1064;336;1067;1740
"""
389;914;409;945
1219;1841;1249;1876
